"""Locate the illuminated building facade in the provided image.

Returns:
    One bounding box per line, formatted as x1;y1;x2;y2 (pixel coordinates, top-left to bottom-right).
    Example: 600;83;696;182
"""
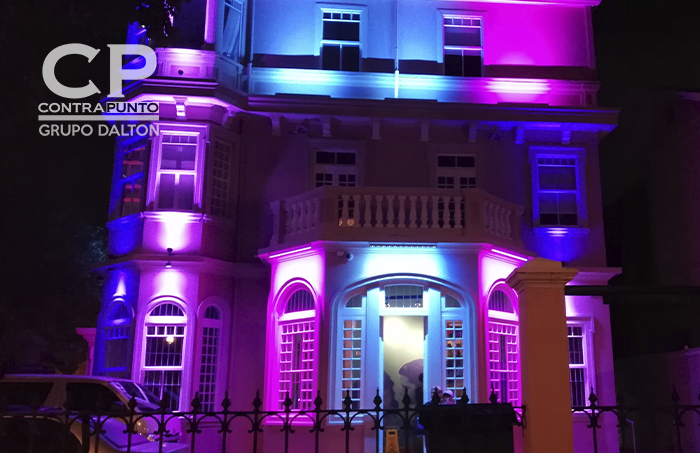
95;0;620;452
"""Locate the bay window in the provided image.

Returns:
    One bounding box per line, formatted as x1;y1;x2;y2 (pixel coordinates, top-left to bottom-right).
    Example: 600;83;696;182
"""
142;302;187;411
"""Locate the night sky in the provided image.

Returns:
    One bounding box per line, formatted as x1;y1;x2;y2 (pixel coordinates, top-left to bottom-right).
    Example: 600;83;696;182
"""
1;0;699;371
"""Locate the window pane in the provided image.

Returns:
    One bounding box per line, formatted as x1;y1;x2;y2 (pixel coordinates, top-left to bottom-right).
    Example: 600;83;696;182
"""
0;383;53;407
463;55;482;77
385;285;423;308
444;26;481;47
323;21;359;41
161;143;196;170
336;152;356;165
66;383;121;411
456;156;475;168
316;151;335;164
444;53;463;77
177;174;195;210
437;155;457;167
342;45;360;71
322;44;341;70
158;174;176;209
570;369;586;406
539;166;577;190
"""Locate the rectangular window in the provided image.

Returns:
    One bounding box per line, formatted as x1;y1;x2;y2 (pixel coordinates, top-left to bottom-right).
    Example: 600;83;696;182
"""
116;140;147;218
314;150;357;187
443;16;483;77
536;157;579;226
198;326;220;412
488;322;519;404
279;320;315;410
156;134;199;211
104;325;130;370
568;326;587;407
385;285;424;308
341;320;362;409
222;0;244;60
143;324;186;411
436;155;477;189
208;141;232;218
322;11;361;71
445;320;465;398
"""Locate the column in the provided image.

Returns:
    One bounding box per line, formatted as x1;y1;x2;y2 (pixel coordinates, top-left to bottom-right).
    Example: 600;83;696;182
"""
204;0;217;46
506;258;578;453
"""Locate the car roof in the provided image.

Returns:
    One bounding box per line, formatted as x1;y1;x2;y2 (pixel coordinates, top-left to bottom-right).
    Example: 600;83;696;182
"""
1;374;133;383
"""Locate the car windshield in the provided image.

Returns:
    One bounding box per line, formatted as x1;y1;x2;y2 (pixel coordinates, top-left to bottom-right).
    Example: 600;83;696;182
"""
112;381;161;407
135;383;161;406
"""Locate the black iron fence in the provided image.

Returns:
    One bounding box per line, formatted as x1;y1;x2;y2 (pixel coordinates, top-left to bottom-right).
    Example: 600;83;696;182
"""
0;389;522;453
3;387;700;453
573;387;700;453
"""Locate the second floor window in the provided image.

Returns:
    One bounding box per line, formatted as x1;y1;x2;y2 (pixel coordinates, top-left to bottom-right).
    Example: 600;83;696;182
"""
116;139;147;218
536;156;579;226
436;155;477;189
314;150;357;187
443;16;483;77
156;134;199;211
322;11;360;71
568;325;590;407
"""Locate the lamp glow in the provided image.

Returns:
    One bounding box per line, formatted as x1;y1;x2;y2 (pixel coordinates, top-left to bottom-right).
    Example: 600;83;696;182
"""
165;335;175;344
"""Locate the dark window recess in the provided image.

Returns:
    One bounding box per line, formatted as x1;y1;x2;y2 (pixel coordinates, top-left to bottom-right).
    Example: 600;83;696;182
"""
322;45;360;71
444;27;481;47
336;152;356;165
65;383;122;411
444;53;482;77
322;21;359;42
341;46;360;72
316;151;356;165
322;45;341;70
540;213;578;226
316;151;335;164
315;173;333;187
0;383;53;407
437;155;475;168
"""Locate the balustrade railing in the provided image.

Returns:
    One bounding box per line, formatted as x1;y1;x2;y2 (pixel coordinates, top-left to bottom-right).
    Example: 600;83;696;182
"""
270;186;524;248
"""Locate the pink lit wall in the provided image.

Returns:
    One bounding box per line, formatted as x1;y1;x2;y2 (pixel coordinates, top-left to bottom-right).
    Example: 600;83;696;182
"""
481;3;593;68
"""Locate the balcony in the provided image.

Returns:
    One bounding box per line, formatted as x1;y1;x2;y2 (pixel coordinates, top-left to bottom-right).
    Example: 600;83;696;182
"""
268;186;524;251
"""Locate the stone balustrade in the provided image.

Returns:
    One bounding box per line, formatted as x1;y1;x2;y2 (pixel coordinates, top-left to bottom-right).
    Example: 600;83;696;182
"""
269;186;524;249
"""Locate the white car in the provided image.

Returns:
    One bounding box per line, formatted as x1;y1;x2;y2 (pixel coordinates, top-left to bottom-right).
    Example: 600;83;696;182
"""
0;374;188;453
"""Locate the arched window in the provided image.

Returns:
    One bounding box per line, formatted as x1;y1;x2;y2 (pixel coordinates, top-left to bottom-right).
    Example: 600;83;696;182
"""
198;306;222;412
278;288;316;410
103;302;132;378
487;289;519;405
333;281;471;411
142;302;187;411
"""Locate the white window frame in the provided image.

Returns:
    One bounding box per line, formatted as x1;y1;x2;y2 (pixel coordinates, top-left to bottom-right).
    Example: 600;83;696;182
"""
146;124;208;212
102;300;133;377
207;140;234;218
274;286;318;412
196;304;224;413
113;137;148;219
529;147;589;231
308;140;365;190
219;0;246;61
140;302;188;411
567;317;595;408
435;154;477;189
486;286;520;406
440;13;484;77
331;281;473;415
315;6;367;72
